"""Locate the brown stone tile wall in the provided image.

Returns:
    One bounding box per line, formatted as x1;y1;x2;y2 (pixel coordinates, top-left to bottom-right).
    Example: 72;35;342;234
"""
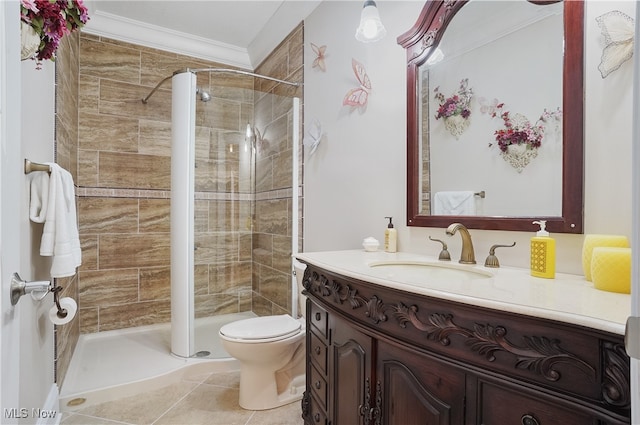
251;23;304;316
54;31;81;389
76;34;255;334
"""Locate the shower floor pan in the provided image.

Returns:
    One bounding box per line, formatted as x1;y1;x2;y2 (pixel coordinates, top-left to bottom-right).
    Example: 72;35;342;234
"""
59;311;255;409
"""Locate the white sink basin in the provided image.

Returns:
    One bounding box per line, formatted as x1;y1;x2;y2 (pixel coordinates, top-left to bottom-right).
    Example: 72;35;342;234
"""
368;260;492;282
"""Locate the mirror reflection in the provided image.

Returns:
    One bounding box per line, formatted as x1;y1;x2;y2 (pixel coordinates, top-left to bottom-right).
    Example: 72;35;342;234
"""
420;1;564;217
399;0;584;233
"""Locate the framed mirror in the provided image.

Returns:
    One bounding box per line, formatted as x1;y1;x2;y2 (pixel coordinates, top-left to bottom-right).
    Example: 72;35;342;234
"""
398;0;584;233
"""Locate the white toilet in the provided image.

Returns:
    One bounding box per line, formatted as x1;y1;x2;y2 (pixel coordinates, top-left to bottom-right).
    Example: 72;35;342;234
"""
219;260;307;410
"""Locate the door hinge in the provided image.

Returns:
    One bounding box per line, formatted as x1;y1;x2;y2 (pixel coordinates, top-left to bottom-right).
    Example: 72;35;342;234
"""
625;316;640;360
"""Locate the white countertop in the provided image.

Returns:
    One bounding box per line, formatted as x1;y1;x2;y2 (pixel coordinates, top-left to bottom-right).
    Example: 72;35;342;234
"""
294;250;631;336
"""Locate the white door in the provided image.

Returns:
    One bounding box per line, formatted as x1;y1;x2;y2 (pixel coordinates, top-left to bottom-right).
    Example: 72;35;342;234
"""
1;0;25;418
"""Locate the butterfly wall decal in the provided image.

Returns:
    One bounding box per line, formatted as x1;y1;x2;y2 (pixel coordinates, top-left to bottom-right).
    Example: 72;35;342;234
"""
478;97;502;118
343;58;371;108
311;43;327;72
596;10;634;79
304;118;324;156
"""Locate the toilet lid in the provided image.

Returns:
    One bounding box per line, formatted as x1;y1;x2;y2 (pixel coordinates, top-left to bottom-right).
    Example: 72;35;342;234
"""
219;314;301;341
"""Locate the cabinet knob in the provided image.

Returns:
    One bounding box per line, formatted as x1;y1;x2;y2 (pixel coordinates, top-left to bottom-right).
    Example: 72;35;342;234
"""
521;414;540;425
315;380;322;389
314;413;320;423
315;312;321;321
315;346;321;355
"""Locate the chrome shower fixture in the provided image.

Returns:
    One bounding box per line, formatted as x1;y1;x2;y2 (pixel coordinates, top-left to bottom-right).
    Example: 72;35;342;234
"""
196;88;211;102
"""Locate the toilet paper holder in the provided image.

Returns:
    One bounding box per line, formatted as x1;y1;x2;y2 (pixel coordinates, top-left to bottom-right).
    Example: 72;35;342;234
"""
10;272;69;319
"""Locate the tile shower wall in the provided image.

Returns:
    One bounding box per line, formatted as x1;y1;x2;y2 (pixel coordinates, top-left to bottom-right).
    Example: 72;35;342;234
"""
75;34;257;333
71;23;305;335
55;32;81;388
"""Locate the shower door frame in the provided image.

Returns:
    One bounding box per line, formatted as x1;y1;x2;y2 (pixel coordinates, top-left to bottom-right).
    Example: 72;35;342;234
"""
170;71;196;358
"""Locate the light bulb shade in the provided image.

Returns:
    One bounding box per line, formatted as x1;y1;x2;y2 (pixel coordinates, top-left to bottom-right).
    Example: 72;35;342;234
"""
426;48;444;66
355;0;387;43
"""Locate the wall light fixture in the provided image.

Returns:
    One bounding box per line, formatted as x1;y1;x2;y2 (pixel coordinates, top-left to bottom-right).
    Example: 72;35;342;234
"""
355;0;387;43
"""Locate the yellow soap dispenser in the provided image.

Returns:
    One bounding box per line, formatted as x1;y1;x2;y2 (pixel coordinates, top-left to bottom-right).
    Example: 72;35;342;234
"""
530;220;555;279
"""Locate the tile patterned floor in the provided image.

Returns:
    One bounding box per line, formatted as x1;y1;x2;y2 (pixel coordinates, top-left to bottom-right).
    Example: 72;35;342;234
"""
60;371;304;425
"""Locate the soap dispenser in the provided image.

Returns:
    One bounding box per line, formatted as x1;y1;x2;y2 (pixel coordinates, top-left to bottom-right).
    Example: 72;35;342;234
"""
530;220;555;279
384;217;397;253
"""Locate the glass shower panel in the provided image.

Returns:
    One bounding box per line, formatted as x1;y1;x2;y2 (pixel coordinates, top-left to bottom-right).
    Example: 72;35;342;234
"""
189;74;299;359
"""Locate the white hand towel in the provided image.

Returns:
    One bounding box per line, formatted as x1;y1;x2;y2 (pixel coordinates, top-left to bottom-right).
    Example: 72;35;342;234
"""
29;171;49;223
433;191;476;215
40;163;82;278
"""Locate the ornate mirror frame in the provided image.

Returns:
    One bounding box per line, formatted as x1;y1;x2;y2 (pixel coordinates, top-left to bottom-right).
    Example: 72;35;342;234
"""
397;0;584;233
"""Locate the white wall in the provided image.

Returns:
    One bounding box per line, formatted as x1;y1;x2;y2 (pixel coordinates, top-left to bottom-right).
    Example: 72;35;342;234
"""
303;0;635;276
1;1;22;419
304;1;420;253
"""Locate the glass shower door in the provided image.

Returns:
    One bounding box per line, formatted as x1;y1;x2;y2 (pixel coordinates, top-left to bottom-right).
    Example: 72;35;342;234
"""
177;69;300;359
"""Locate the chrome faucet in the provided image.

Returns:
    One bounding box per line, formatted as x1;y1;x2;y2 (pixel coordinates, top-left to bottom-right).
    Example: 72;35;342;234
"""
446;223;476;264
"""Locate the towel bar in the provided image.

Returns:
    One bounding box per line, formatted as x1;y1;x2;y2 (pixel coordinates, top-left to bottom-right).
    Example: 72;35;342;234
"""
474;191;485;198
24;159;51;174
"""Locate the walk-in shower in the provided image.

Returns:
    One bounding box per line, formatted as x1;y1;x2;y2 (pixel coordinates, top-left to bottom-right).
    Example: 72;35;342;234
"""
144;68;302;359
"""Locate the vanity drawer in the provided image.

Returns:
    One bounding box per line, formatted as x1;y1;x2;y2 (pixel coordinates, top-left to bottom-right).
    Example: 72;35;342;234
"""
309;301;328;338
307;395;328;425
478;381;594;425
309;331;328;374
309;364;328;410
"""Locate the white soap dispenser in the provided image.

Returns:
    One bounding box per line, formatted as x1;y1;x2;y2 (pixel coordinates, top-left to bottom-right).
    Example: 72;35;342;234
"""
384;217;397;253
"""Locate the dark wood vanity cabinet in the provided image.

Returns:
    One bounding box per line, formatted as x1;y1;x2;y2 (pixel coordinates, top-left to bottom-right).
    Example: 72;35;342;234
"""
300;263;631;425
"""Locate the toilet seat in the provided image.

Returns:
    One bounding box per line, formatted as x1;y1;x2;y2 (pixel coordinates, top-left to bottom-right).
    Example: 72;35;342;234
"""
219;314;302;343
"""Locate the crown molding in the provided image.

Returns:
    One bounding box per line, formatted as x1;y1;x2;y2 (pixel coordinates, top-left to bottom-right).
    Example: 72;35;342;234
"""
82;11;252;70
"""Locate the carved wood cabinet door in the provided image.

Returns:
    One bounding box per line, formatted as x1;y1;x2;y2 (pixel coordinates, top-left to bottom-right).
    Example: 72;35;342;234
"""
377;340;466;425
329;314;373;425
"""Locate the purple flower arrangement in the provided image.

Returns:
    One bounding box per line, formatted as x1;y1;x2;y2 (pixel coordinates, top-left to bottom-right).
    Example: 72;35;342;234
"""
433;78;473;120
20;0;89;63
491;105;562;153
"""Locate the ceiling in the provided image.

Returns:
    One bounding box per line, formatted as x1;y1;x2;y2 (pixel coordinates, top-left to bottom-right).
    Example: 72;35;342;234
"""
83;0;322;68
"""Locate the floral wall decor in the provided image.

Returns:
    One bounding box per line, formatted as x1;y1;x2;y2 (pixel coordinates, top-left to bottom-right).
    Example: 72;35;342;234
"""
596;10;634;79
343;58;371;109
311;43;327;72
486;103;562;173
20;0;89;67
433;78;473;139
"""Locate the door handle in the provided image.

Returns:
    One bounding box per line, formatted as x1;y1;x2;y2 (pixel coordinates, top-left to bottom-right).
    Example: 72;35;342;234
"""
10;272;51;306
625;316;640;359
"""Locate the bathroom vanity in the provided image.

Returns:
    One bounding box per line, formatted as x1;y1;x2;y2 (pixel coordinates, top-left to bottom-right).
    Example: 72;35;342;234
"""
296;251;631;425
